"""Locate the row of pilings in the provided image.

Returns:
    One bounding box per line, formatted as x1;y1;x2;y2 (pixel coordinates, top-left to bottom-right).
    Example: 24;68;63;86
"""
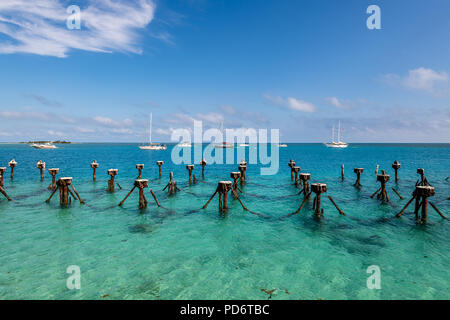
0;157;447;224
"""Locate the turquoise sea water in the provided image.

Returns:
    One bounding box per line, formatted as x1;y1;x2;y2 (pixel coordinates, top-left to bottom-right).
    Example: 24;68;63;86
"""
0;143;449;300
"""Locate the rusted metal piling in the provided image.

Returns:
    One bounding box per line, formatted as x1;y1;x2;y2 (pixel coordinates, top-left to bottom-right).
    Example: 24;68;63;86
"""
202;181;232;212
392;161;401;182
156;161;163;177
414;186;434;223
107;169;118;192
90;160;99;181
299;173;311;198
288;160;296;181
311;183;327;218
136;164;144;179
353;168;364;187
119;179;149;209
0;167;5;188
46;177;84;206
230;172;241;195
341;164;345;181
375;164;379;176
47;168;59;190
186;164;195;183
8;159;17;179
416;168;429;186
201;159;207;177
163;172;179;194
238;164;247;185
373;171;390;202
0;184;11;201
36;160;46;180
293;166;301;186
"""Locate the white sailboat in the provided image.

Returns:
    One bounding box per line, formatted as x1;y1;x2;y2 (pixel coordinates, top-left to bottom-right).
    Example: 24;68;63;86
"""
214;121;233;148
139;113;167;150
324;121;348;148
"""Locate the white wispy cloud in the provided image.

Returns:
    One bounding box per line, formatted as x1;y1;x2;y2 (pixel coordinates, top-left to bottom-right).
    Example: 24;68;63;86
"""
0;0;156;57
325;97;361;110
383;67;448;95
263;94;316;113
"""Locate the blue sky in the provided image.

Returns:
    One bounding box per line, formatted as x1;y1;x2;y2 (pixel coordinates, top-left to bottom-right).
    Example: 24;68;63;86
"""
0;0;449;142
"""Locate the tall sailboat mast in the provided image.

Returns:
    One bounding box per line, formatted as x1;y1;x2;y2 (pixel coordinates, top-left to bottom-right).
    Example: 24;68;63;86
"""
337;121;341;143
332;125;335;143
149;113;152;144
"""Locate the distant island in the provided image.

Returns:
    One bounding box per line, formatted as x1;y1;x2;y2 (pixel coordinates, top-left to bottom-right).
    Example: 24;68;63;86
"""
20;140;71;144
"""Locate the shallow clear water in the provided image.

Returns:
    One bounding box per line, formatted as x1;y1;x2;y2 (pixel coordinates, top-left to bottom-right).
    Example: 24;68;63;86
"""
0;143;449;300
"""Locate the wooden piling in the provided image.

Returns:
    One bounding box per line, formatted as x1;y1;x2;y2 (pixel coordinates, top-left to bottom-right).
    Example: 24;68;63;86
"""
186;164;194;183
392;161;401;182
311;183;327;218
299;173;311;198
414;186;435;223
201;159;207;177
156;161;163;177
107;169;118;192
0;167;5;188
293;166;301;186
376;172;390;202
36;160;46;180
90;160;99;181
8;159;17;179
353;168;363;187
136;164;144;179
47;168;59;190
288;160;296;181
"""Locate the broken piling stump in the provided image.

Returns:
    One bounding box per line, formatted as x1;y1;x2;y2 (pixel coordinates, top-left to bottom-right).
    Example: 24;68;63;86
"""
353;168;364;187
47;168;59;190
414;186;435;223
156;161;163;177
8;159;17;179
163;172;180;194
392;161;401;182
90;160;99;181
107;169;118;192
341;164;345;181
36;160;46;180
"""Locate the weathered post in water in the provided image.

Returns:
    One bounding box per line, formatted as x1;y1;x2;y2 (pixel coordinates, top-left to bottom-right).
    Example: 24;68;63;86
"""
376;171;390;202
156;161;163;177
341;164;345;181
90;160;99;181
353;168;364;187
299;173;311;198
136;164;144;179
48;168;59;190
186;165;194;183
311;183;327;218
8;159;17;179
36;160;46;180
288;160;296;181
230;172;241;195
57;177;71;206
392;161;401;182
107;169;118;192
414;185;435;223
201;159;207;178
0;167;5;188
293;166;301;186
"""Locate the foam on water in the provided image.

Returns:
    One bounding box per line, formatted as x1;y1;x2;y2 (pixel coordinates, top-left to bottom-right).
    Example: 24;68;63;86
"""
0;143;449;299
